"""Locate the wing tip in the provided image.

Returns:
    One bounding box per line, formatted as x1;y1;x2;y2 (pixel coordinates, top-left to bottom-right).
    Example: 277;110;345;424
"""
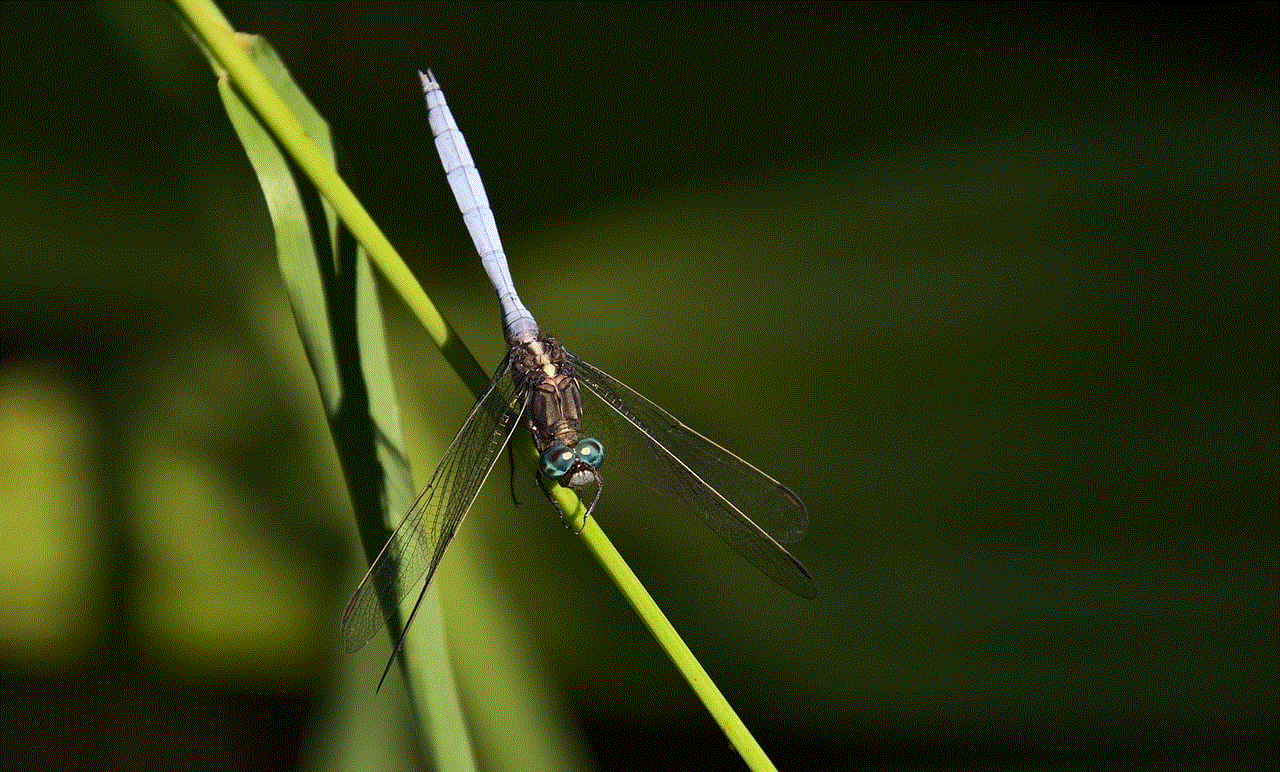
786;555;818;599
777;482;808;514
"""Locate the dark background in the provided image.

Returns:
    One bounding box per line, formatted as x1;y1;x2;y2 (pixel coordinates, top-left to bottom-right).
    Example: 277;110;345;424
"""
0;2;1275;770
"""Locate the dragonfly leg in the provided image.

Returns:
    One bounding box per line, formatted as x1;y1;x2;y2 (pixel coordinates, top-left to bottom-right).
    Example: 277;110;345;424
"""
536;471;594;535
581;469;603;526
534;471;565;525
506;443;521;507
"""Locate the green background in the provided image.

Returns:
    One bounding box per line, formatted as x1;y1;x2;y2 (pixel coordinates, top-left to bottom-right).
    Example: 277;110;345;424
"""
0;2;1275;770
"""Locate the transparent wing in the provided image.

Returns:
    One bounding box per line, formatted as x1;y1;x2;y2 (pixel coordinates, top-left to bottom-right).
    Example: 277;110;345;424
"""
341;355;526;653
568;352;815;598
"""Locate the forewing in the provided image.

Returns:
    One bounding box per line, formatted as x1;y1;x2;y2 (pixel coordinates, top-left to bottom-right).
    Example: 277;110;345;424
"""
569;353;815;598
341;357;526;652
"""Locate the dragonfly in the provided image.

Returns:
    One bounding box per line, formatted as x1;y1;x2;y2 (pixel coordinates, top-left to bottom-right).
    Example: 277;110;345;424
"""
343;72;814;688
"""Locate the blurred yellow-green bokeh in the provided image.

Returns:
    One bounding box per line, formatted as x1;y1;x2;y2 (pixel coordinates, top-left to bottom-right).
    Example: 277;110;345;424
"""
0;2;1275;770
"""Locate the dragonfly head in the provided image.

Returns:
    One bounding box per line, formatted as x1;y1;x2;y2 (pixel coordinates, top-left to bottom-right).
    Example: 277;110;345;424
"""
540;437;604;488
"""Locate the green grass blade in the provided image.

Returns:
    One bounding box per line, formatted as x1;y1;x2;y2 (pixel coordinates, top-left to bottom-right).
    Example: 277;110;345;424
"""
189;23;477;772
175;0;489;397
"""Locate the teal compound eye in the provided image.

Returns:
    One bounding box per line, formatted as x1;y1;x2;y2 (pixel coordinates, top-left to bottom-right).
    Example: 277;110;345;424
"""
575;438;604;469
539;444;575;479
